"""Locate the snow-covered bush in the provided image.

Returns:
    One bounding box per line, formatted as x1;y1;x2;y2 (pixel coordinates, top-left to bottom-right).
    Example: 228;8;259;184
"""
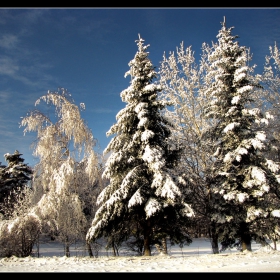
0;213;41;257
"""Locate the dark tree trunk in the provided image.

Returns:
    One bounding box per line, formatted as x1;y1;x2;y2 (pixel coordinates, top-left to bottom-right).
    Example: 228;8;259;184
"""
36;236;40;258
240;222;252;252
209;223;219;254
143;221;152;256
111;239;116;256
86;242;93;257
143;237;151;256
211;234;219;254
112;241;119;256
65;236;70;257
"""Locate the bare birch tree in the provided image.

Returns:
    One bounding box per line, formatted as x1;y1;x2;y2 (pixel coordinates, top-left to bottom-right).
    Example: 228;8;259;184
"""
20;88;100;257
158;41;221;253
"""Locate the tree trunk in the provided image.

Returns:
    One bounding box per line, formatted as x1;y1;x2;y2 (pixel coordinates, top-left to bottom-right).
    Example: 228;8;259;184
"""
155;238;168;255
65;236;70;257
162;238;167;254
112;241;119;256
112;245;117;256
86;242;93;257
240;222;252;252
209;223;219;254
211;235;219;254
36;237;40;258
143;236;151;256
143;221;152;256
273;239;277;250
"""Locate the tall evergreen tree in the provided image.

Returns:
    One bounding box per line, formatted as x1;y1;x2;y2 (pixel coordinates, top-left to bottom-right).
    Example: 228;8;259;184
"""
204;18;280;251
86;35;194;256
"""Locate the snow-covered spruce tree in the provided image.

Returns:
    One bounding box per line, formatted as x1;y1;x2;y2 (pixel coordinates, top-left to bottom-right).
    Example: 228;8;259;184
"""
203;18;280;251
253;43;280;249
21;88;99;257
86;35;194;256
0;150;32;213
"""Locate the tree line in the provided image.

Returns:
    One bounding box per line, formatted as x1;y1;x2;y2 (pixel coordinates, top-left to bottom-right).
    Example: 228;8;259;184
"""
0;17;280;257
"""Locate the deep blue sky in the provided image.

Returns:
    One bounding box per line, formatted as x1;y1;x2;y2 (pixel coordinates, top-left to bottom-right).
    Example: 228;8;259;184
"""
0;8;280;167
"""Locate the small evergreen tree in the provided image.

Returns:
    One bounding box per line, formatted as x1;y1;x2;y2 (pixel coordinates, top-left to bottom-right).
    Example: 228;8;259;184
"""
86;35;194;256
0;150;32;214
204;18;280;251
0;155;40;258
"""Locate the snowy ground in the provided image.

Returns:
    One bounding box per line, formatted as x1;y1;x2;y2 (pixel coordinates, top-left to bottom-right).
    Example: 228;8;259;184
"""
1;238;280;272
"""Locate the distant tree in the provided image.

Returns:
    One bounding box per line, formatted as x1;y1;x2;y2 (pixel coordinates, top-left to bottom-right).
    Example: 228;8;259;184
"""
86;35;194;256
0;150;32;214
203;18;280;251
21;88;100;257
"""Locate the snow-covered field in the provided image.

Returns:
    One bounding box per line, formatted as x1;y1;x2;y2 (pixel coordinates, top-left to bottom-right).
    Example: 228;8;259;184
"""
1;238;280;272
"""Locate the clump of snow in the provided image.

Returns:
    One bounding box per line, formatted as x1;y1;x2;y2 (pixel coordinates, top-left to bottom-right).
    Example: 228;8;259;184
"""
128;188;144;207
156;175;181;200
141;130;155;142
251;166;266;183
142;145;165;170
266;160;279;173
231;95;240;104
255;131;266;141
236;192;249;202
237;85;253;94
223;122;239;133
271;210;280;218
251;138;264;150
145;198;161;217
223;152;233;162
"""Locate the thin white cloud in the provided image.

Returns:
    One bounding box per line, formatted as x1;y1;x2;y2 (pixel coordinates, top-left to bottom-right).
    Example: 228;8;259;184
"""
0;56;19;75
0;55;55;88
0;34;18;49
0;90;11;101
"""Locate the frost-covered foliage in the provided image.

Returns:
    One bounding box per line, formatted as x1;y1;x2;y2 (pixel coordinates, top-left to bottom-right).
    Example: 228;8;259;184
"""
252;43;280;245
0;150;32;210
255;43;280;159
21;88;100;257
203;18;280;250
0;213;41;257
86;35;194;256
158;42;216;172
255;43;280;136
0;150;34;254
0;185;34;220
0;186;41;257
158;41;220;246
